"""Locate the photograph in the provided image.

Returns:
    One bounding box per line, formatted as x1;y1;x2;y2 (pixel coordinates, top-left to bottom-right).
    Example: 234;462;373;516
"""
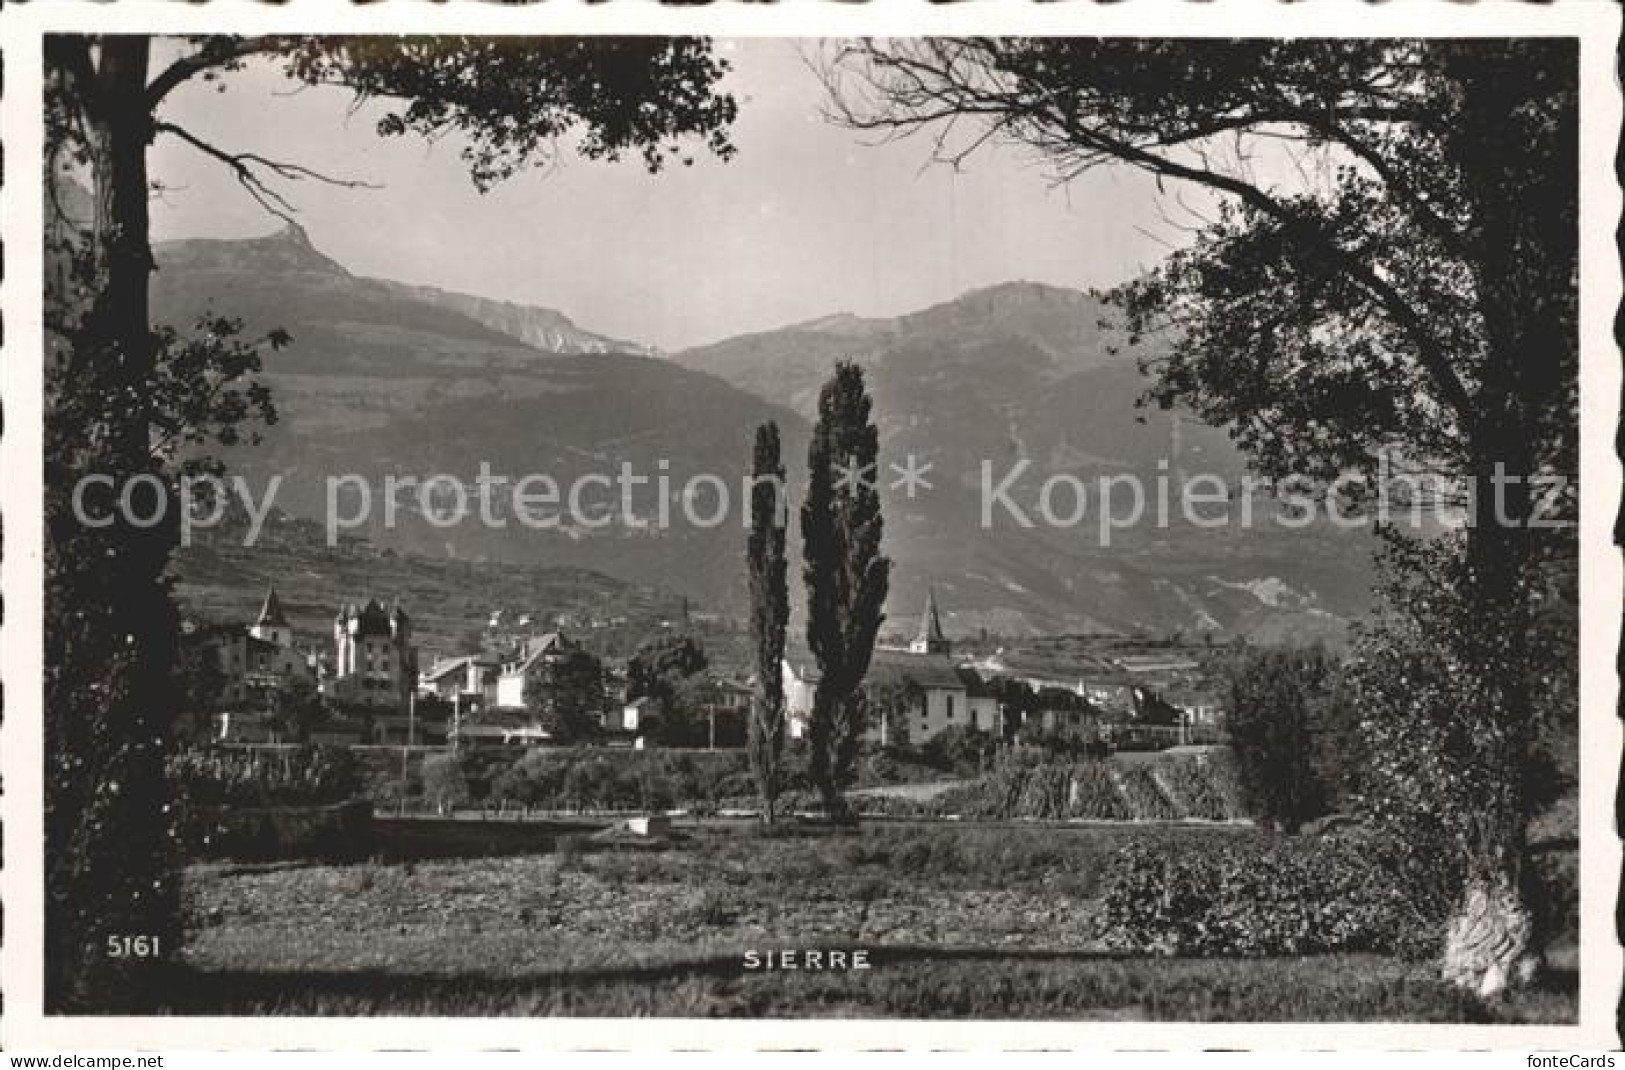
5;1;1620;1051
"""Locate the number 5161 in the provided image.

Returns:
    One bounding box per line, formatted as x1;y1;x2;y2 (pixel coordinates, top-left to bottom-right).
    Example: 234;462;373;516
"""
106;935;160;958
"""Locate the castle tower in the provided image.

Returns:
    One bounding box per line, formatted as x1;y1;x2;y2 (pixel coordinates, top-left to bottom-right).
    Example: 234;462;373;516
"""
249;585;292;648
333;602;357;676
909;587;951;656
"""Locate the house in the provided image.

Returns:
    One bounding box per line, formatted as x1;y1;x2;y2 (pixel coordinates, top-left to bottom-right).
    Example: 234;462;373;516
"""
370;707;450;746
451;707;550;748
622;695;657;732
208;586;317;706
326;598;417;712
782;590;998;744
494;631;576;709
1160;687;1225;727
419;653;502;712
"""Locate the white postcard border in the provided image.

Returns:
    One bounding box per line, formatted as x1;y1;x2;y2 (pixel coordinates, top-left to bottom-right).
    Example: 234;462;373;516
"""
2;0;1619;1051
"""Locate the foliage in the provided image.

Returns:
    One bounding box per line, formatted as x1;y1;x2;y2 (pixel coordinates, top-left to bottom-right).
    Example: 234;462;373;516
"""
174;628;228;742
1113;763;1181;822
920;724;997;774
1222;645;1338;832
168;746;362;809
801;361;891;823
827;35;1578;988
44;32;737;1009
914;751;1244;823
486;748;753;814
859;678;919;750
745;422;791;823
1151;754;1242;821
1341;538;1532;942
521;649;606;744
264;674;324;745
828;38;1575;508
1098;836;1423;957
420;752;471;814
625;632;708;704
281;37;737;191
984;675;1037;743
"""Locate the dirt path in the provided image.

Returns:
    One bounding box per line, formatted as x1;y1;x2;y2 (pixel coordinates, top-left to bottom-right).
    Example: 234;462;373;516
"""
847;779;971;801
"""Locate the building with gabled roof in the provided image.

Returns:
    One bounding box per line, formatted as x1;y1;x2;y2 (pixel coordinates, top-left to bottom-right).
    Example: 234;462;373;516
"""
494;631;577;710
249;584;293;648
783;590;998;744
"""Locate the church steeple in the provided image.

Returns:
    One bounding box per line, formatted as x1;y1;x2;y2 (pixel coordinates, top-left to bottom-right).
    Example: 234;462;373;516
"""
909;587;950;656
250;585;292;647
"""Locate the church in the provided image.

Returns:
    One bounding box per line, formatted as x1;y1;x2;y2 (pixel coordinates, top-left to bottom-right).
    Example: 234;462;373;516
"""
782;590;998;744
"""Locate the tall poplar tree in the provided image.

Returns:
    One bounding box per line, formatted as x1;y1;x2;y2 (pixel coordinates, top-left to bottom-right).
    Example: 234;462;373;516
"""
801;362;890;824
745;422;790;824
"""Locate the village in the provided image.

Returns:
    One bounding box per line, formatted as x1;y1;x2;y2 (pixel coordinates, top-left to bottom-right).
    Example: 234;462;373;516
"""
192;583;1227;759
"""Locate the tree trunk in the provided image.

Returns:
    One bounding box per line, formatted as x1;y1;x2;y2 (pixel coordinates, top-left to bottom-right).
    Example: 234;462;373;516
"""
45;36;185;1012
1430;47;1575;996
1441;870;1543;997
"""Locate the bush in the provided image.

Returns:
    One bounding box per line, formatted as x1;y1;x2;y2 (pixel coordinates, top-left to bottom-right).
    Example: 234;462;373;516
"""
1150;754;1233;821
1221;645;1337;832
1098;835;1423;957
169;746;362;809
1114;763;1179;821
486;748;752;812
1065;761;1128;819
420;752;470;814
921;725;998;774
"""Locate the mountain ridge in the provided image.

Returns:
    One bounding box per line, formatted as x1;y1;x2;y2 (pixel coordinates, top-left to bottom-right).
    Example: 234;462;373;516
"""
149;222;1374;642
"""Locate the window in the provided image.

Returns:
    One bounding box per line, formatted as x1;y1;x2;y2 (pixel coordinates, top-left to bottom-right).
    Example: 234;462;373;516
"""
945;695;955;720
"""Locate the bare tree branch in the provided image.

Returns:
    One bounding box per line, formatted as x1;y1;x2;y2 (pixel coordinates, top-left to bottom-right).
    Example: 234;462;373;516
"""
153;120;378;224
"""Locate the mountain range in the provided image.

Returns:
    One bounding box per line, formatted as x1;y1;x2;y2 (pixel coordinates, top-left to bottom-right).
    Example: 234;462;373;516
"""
152;222;1374;642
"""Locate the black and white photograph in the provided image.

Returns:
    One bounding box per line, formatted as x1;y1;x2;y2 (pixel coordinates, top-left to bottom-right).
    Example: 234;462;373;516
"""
4;0;1620;1050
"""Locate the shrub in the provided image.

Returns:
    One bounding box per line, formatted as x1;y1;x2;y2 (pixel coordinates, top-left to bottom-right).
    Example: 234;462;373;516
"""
1150;754;1232;821
1064;762;1128;820
1098;836;1422;957
168;745;362;810
1221;645;1337;832
922;725;998;774
1114;763;1180;821
420;752;470;814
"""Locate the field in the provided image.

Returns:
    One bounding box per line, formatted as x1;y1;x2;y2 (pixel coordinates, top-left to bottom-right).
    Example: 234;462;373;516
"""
169;822;1578;1020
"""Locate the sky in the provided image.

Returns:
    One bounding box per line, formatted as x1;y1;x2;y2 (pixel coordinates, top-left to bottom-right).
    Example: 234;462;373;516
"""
148;38;1201;353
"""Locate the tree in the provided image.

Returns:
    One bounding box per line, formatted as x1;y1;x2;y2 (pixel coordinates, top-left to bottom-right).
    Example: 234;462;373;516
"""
860;678;919;751
745;422;790;823
173;629;228;743
801;362;891;824
265;675;324;745
827;37;1575;993
523;649;606;744
420;752;470;816
44;34;736;1008
1344;537;1575;990
1222;645;1338;834
986;676;1038;744
626;632;709;708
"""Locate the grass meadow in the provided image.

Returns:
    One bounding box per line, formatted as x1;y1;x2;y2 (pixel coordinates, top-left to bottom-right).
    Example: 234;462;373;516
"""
167;822;1578;1021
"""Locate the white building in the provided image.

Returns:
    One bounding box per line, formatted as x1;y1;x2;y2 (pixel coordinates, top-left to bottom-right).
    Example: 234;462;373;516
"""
494;631;575;710
782;590;998;744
